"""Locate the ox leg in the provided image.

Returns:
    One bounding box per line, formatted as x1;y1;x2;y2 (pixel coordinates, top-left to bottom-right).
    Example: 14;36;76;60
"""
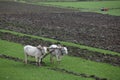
38;57;42;66
56;55;61;64
24;53;28;64
40;58;45;65
35;56;39;66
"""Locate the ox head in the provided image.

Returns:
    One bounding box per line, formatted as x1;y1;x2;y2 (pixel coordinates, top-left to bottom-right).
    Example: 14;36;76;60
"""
43;47;48;54
61;47;68;55
40;46;48;55
37;45;48;55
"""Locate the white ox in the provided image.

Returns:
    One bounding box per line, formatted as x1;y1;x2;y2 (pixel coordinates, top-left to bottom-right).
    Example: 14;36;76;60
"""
24;45;47;66
49;44;68;63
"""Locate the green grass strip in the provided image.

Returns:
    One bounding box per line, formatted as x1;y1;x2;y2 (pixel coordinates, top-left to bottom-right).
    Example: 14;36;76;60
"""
0;29;120;56
0;39;120;80
0;58;92;80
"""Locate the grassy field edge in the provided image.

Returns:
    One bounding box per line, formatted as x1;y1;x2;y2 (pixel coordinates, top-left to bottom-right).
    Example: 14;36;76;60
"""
0;29;120;56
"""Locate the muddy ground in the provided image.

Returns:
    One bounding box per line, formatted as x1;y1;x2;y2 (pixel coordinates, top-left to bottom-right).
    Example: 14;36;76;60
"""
0;1;120;52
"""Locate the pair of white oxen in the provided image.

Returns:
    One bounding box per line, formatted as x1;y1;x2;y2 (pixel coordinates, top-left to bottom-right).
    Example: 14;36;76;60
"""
24;44;68;66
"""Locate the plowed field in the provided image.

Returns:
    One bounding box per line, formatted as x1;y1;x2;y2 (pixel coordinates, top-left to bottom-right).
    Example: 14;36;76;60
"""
0;1;120;53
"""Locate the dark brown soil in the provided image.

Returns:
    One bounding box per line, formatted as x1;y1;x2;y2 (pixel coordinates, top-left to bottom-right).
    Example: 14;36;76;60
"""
0;1;120;53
